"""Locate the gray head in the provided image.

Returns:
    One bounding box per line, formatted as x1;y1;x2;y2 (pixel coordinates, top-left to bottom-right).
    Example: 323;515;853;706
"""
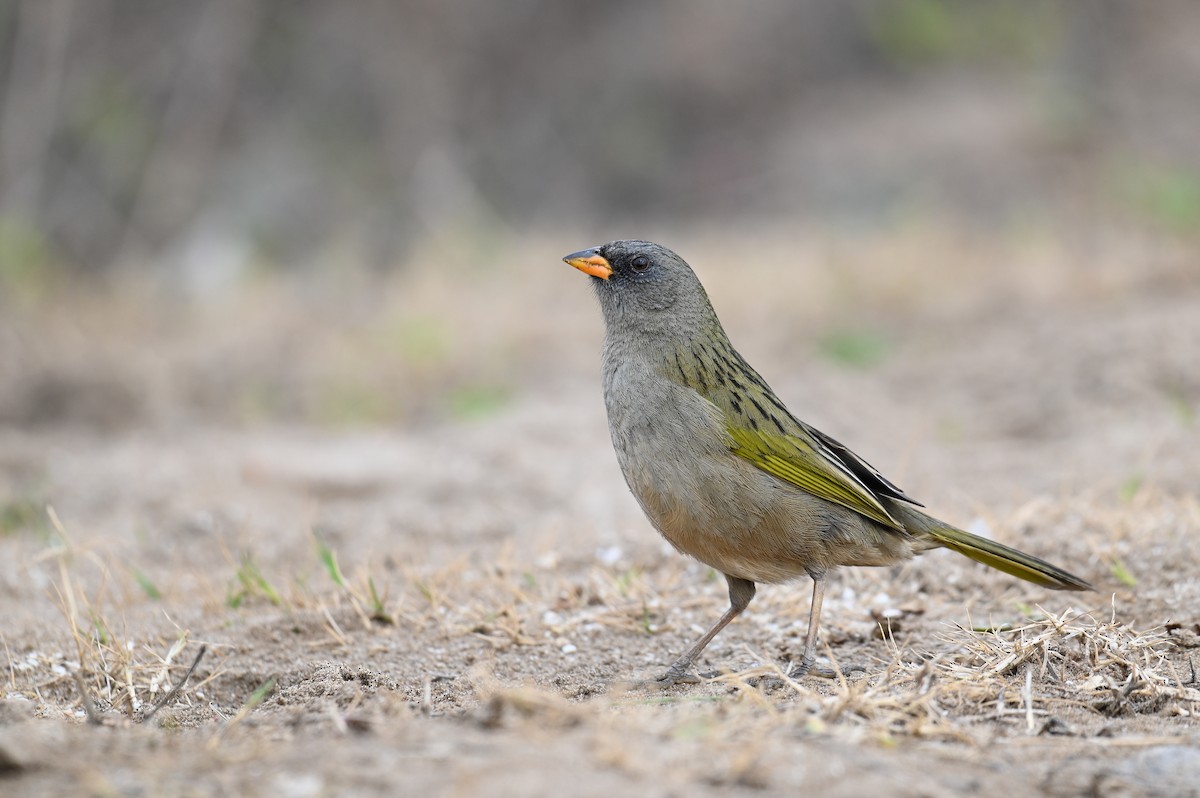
562;240;721;340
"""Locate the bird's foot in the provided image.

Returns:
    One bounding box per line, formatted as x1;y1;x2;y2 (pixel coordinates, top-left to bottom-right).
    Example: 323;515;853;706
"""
734;658;866;691
785;655;865;680
627;659;710;687
651;665;703;686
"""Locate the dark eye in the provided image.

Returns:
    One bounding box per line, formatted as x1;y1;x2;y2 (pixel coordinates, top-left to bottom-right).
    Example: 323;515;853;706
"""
631;256;650;272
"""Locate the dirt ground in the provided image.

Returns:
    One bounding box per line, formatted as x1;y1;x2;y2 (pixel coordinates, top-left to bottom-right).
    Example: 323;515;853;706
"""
2;226;1199;797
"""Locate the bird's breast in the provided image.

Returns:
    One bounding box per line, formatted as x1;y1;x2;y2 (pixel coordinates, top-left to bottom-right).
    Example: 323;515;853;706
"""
602;359;807;581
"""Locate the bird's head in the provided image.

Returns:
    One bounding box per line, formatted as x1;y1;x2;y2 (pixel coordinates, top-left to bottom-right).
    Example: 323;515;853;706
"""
562;240;717;337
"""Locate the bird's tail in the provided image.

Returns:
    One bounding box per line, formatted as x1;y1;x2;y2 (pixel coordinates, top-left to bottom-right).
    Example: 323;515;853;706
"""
893;505;1093;592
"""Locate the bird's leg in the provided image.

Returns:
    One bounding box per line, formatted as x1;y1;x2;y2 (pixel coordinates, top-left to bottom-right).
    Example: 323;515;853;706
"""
787;575;839;679
656;575;755;685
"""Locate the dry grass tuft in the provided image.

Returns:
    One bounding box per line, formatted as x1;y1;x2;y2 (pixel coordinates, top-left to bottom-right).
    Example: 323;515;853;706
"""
937;607;1199;721
28;508;214;724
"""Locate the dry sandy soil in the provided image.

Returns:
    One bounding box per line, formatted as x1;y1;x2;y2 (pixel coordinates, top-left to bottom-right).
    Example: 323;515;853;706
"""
1;226;1199;796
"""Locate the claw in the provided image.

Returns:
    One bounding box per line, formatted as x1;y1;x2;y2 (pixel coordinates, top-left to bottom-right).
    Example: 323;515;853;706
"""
654;667;702;686
786;657;865;680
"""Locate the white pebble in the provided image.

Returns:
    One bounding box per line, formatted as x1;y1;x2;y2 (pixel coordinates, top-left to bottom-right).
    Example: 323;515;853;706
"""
596;545;624;566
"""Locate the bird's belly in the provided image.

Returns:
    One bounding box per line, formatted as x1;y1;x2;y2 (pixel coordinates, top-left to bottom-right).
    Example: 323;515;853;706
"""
606;380;824;583
630;464;813;583
629;462;911;582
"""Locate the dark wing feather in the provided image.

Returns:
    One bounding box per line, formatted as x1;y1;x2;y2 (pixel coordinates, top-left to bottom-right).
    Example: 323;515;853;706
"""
804;426;924;507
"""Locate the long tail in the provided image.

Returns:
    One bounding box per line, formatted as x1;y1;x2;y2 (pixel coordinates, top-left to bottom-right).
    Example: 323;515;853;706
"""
892;505;1093;592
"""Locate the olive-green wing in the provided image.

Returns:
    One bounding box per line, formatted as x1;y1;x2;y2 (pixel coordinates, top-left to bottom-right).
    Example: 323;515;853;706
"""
727;424;905;531
662;341;914;531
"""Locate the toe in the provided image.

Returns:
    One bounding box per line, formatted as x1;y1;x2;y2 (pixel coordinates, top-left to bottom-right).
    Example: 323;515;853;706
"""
656;669;702;686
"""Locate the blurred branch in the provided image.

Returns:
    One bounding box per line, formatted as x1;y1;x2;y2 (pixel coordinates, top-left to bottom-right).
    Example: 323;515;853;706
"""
0;0;74;219
114;0;261;265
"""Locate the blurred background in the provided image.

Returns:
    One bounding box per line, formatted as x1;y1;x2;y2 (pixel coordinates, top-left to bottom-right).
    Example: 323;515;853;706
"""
1;0;1198;433
4;6;1200;782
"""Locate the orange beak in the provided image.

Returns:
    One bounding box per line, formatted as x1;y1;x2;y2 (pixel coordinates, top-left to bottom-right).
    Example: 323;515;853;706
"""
563;248;613;280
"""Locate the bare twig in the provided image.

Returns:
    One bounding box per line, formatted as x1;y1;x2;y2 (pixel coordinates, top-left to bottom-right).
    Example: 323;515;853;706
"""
73;670;102;726
140;645;207;723
1023;666;1034;733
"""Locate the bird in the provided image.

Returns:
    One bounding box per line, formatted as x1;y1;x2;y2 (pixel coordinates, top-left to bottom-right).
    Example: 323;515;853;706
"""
562;239;1092;685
